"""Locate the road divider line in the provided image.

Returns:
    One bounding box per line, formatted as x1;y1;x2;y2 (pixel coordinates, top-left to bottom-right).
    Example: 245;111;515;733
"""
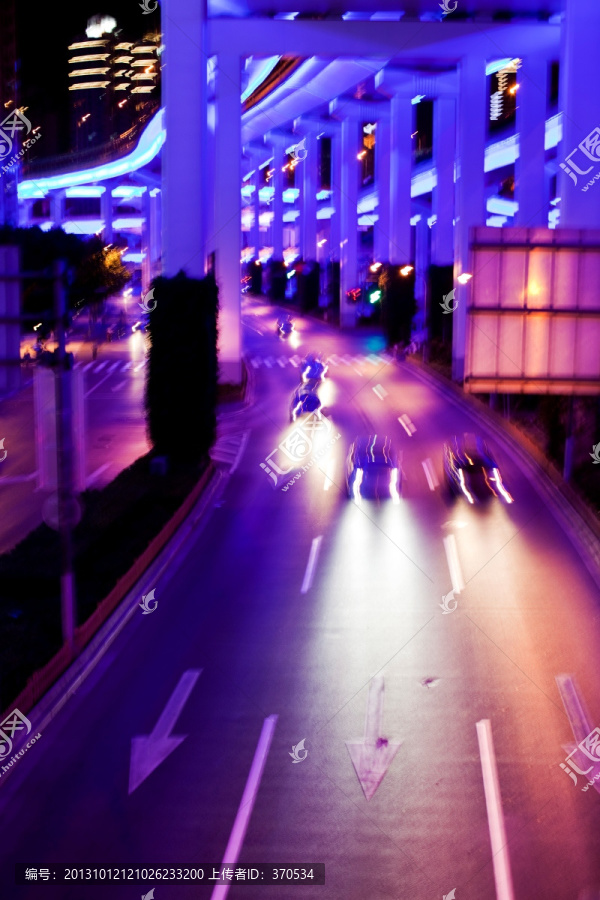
421;458;439;491
323;458;335;491
398;414;416;436
211;715;278;900
86;463;111;487
301;536;323;594
476;719;516;900
443;534;464;595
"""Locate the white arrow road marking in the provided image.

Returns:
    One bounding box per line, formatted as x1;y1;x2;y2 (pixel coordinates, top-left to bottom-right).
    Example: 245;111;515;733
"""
443;534;464;595
211;715;278;900
128;669;202;794
476;719;516;900
372;384;388;400
346;675;402;801
301;536;323;594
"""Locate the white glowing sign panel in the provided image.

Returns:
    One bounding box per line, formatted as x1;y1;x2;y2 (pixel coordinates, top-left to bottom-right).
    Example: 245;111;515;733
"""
465;226;600;394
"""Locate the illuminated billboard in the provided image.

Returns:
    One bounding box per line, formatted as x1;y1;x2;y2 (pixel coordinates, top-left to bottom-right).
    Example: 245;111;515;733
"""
465;227;600;394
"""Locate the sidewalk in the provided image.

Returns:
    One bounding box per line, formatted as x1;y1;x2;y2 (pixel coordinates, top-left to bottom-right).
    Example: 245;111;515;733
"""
0;330;150;555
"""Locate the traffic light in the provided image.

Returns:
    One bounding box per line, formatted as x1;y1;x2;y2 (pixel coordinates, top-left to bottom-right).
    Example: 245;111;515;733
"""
366;284;382;305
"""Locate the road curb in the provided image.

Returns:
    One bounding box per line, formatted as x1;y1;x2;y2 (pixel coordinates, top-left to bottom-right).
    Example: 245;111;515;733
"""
405;358;600;591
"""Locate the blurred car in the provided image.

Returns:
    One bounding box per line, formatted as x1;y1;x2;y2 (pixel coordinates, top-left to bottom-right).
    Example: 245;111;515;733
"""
290;386;322;421
277;315;295;337
301;353;328;383
443;433;513;504
346;435;401;502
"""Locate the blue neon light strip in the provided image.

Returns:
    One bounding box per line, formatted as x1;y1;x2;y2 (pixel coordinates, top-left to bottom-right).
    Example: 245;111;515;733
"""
19;108;165;199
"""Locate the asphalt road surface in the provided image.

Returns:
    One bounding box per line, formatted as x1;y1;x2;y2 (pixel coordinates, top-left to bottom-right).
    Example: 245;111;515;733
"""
1;298;600;899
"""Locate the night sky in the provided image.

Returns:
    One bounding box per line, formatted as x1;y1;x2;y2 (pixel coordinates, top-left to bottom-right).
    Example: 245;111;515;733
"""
16;1;160;156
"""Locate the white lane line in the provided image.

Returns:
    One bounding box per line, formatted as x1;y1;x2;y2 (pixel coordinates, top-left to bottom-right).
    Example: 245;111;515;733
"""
276;356;287;368
250;357;261;368
0;472;37;484
264;357;274;368
476;719;516;900
301;536;323;594
93;361;108;373
111;379;128;392
421;458;439;491
73;361;82;369
133;358;147;372
229;431;250;475
372;384;388;401
341;355;352;365
122;361;134;371
108;361;121;374
323;458;335;491
443;533;464;595
82;361;96;372
326;355;339;366
85;370;114;397
289;356;300;367
398;414;416;436
86;462;111;487
210;715;278;900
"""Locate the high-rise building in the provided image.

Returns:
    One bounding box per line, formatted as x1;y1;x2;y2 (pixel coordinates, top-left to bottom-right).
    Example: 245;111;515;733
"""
0;0;19;226
68;15;160;152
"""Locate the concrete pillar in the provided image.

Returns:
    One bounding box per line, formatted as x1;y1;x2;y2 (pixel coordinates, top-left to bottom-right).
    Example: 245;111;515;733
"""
101;186;113;244
162;0;205;276
141;190;151;292
558;0;600;227
268;139;286;261
453;55;487;382
515;56;548;227
432;96;456;265
374;117;391;263
330;132;341;262
414;215;429;336
339;117;359;327
300;131;318;262
51;191;64;229
252;170;261;259
389;95;413;264
214;52;242;383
